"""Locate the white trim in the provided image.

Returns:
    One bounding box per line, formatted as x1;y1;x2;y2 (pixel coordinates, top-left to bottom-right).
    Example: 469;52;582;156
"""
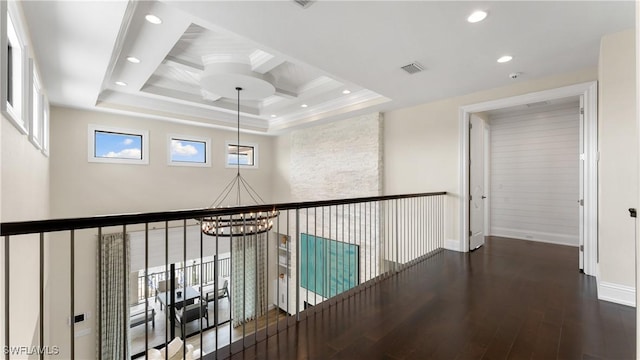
458;81;599;277
491;227;578;247
88;124;149;165
41;96;49;157
1;2;29;135
444;239;462;252
28;58;43;149
225;141;259;169
636;2;640;354
167;134;211;167
598;281;636;308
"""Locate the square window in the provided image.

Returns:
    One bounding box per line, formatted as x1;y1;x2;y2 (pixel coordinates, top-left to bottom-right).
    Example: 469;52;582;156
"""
226;142;258;168
168;135;210;167
88;125;149;165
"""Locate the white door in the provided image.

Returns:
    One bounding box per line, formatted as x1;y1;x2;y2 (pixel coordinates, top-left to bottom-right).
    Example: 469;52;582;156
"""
578;96;585;271
469;114;486;250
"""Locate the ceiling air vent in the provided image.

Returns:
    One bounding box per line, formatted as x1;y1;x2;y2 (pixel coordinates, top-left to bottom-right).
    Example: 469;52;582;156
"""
401;62;425;74
293;0;314;9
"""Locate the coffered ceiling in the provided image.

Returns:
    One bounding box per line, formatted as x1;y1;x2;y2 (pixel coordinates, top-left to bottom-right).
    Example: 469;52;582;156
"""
20;1;634;134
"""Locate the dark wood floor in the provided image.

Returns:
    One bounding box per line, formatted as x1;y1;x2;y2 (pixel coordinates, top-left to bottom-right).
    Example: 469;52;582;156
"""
210;236;636;359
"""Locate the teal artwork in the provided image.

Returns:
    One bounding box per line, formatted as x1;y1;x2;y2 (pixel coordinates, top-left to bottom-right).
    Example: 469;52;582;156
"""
300;233;359;298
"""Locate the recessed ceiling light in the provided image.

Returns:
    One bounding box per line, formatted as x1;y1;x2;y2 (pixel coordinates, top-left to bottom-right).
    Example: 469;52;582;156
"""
145;14;162;24
270;114;277;118
126;56;140;64
301;104;308;108
467;10;488;23
342;89;351;95
497;55;513;63
115;81;127;86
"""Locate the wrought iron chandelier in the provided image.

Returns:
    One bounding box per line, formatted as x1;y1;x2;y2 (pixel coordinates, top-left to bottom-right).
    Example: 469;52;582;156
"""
199;87;278;237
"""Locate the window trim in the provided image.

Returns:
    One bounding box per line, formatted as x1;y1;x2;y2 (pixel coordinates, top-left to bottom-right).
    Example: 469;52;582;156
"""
41;96;50;157
88;124;149;165
29;58;43;149
1;2;29;135
167;134;211;167
225;141;259;169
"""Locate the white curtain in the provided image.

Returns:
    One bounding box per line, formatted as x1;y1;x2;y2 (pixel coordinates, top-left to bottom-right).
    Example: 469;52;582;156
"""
97;232;130;359
232;232;267;327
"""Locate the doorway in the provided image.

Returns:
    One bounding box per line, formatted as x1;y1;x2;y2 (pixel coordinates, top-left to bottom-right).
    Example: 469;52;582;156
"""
459;82;598;276
469;114;489;250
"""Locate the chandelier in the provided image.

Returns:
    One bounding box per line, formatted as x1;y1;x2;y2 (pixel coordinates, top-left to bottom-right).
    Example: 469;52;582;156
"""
199;87;278;237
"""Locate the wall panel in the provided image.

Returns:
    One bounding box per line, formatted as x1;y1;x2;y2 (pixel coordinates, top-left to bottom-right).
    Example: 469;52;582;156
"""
489;103;580;246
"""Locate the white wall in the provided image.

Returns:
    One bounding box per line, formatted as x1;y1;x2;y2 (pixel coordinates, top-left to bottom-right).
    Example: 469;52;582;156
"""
1;113;50;359
598;29;637;296
50;107;275;217
384;67;597;245
489;102;580;246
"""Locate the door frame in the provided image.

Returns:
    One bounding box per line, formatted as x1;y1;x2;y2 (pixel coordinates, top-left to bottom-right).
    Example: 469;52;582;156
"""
458;81;598;276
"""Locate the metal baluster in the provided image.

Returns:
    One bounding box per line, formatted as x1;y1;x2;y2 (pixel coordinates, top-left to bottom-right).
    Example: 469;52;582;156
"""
144;224;149;356
295;208;300;321
340;204;349;292
265;222;269;338
227;216;232;356
242;217;246;348
97;228;102;360
214;219;219;358
395;200;399;273
122;225;127;360
321;208;325;306
70;230;75;360
305;209;309;317
199;223;204;357
347;204;351;290
368;202;371;284
4;235;8;360
164;221;169;348
286;211;290;326
182;219;187;356
314;207;317;311
327;205;338;305
39;233;44;360
275;213;280;333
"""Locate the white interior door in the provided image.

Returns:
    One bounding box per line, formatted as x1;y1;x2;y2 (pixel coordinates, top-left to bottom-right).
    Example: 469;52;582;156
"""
469;114;486;250
578;96;585;271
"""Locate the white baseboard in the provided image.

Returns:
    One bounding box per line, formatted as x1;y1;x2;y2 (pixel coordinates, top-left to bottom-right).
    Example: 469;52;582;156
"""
597;281;636;307
444;239;462;252
491;227;578;247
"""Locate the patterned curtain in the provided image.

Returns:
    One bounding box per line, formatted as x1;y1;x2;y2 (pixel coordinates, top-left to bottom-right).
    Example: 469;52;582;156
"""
97;232;130;359
232;232;267;327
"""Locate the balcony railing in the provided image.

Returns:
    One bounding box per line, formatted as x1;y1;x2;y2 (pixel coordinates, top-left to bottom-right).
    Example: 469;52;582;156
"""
1;191;446;360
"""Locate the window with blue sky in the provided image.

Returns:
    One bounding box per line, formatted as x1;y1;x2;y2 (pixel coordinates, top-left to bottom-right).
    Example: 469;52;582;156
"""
94;131;143;159
170;138;206;163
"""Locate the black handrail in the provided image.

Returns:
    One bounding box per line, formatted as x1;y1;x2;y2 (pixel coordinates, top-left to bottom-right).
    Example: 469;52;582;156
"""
0;191;446;236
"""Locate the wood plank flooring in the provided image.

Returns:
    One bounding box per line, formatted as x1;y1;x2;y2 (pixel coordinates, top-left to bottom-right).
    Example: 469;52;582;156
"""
207;236;635;360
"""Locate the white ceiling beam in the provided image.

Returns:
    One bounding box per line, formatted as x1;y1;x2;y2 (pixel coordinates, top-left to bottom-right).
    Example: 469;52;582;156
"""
250;49;286;74
164;55;204;72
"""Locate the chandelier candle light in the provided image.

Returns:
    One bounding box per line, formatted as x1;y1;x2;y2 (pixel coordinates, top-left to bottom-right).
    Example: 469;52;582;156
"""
199;87;278;237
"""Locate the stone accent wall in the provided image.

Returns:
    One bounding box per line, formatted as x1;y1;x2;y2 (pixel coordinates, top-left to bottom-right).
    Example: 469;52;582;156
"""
279;113;384;312
290;113;383;201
